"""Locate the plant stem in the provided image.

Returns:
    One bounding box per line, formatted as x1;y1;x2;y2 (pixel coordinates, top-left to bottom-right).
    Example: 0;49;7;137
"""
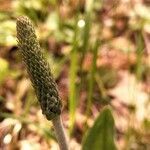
52;116;69;150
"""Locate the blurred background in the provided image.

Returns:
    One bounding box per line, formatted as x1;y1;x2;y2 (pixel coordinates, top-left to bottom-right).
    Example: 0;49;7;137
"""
0;0;149;149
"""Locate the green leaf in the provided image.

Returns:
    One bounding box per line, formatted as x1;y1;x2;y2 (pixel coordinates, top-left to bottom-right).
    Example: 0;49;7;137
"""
82;107;117;150
0;58;9;83
0;20;16;46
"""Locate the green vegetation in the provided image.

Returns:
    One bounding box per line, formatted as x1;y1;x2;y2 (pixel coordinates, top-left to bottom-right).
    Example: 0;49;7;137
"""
82;107;116;150
0;0;149;149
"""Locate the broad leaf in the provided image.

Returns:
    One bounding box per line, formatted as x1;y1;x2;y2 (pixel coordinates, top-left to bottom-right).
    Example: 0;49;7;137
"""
82;107;117;150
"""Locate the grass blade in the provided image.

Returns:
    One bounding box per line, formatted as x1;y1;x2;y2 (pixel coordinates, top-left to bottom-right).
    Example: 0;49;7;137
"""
86;41;99;117
69;18;79;134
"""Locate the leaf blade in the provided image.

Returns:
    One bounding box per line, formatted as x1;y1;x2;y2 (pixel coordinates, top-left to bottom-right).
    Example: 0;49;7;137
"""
82;107;117;150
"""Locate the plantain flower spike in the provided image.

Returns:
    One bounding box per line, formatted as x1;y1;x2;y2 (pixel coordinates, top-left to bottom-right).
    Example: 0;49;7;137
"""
16;16;62;120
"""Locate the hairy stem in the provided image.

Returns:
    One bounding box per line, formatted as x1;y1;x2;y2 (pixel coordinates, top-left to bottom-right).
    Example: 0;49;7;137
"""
52;116;69;150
